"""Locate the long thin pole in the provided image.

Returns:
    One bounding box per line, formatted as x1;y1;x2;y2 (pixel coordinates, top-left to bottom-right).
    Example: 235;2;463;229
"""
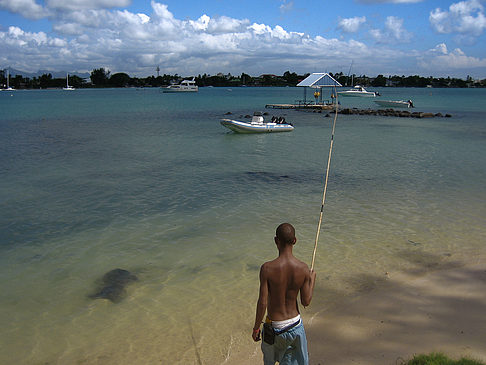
311;88;338;271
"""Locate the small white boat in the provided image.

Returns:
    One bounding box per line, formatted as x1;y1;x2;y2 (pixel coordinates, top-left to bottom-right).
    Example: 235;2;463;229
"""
337;85;377;97
374;99;414;108
162;78;198;93
221;113;294;134
63;73;75;90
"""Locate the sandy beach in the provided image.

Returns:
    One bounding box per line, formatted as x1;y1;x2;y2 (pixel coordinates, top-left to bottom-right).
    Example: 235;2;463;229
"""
237;260;486;365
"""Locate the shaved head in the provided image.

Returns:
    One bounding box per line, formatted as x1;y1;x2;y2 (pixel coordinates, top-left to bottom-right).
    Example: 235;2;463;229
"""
276;223;296;245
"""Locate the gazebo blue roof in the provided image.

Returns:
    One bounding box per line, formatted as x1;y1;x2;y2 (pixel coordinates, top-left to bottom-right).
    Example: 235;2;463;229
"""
297;73;342;88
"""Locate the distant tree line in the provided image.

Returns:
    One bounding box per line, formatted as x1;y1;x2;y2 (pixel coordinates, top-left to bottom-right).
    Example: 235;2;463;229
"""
333;72;483;88
1;68;485;89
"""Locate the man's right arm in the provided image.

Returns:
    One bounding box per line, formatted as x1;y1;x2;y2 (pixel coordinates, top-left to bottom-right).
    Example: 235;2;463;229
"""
300;269;316;307
252;264;269;341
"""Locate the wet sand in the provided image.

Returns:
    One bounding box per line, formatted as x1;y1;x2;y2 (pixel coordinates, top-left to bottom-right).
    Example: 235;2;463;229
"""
236;261;486;364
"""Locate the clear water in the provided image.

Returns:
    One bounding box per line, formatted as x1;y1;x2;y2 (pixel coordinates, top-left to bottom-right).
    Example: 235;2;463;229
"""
1;87;485;364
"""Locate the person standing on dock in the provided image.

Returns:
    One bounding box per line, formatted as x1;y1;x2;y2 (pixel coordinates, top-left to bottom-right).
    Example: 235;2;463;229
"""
252;223;316;365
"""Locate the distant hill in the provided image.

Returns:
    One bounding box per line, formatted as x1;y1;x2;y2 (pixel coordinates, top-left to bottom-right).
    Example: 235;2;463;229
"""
3;67;90;79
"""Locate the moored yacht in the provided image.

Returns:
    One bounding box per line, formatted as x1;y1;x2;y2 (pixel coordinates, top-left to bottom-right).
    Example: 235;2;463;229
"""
162;78;198;93
337;85;377;97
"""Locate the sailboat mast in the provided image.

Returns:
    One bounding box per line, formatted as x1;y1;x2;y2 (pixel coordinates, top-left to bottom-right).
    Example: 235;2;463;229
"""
346;61;354;87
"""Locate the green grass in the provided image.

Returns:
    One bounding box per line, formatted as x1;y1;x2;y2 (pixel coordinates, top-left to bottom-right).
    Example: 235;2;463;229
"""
406;353;485;365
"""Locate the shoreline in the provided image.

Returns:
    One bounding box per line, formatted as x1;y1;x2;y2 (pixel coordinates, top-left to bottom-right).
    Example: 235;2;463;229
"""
230;260;486;364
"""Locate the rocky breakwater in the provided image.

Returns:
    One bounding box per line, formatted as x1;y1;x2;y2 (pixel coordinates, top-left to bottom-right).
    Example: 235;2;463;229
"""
337;108;451;118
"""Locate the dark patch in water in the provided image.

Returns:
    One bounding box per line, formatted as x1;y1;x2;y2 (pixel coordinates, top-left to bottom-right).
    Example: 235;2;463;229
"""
345;273;386;294
408;240;421;246
246;263;261;272
245;171;291;182
242;170;397;191
243;171;322;186
188;264;214;274
89;268;138;303
398;250;445;272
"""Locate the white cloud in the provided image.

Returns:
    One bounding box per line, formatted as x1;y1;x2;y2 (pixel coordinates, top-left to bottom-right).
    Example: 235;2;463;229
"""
138;13;150;24
370;16;412;43
189;15;210;31
0;24;67;71
8;26;47;45
1;1;482;78
206;16;249;34
53;23;84;35
49;37;68;47
150;2;180;35
338;16;366;33
247;23;304;41
430;43;448;55
62;10;110;29
418;42;486;70
0;0;48;19
249;23;271;35
430;0;486;36
0;1;382;75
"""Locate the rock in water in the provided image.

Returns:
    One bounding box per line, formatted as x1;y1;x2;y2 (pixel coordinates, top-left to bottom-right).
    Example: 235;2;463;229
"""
89;268;138;303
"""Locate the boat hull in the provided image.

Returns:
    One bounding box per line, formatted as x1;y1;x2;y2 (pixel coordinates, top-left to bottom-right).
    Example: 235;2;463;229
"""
337;85;376;97
337;91;376;97
220;119;294;133
374;100;412;108
162;88;198;93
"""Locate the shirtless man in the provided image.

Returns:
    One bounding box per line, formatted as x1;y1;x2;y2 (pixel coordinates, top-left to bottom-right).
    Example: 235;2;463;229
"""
252;223;316;365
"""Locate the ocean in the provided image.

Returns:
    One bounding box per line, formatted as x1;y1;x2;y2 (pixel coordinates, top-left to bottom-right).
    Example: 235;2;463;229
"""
1;86;485;364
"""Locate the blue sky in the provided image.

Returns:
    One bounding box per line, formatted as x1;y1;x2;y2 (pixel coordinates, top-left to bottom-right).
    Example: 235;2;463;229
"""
1;0;485;78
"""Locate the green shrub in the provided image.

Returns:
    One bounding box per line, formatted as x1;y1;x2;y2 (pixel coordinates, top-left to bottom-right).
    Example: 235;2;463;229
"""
407;353;485;365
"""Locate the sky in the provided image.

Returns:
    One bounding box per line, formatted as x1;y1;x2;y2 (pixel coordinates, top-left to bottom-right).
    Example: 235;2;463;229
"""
0;0;485;78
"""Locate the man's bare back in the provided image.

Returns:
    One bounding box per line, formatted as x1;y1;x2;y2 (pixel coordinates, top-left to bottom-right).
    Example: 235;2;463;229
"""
262;255;312;321
252;223;316;341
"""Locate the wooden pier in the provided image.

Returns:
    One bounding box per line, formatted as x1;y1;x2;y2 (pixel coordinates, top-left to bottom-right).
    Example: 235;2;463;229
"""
265;103;335;110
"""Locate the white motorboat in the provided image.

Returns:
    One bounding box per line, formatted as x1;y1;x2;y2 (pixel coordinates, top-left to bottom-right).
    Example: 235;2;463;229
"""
162;78;198;93
221;112;294;134
374;99;414;108
337;85;377;97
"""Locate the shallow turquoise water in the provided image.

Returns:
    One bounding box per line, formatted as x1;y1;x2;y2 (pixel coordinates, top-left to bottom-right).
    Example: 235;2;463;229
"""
1;87;485;364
